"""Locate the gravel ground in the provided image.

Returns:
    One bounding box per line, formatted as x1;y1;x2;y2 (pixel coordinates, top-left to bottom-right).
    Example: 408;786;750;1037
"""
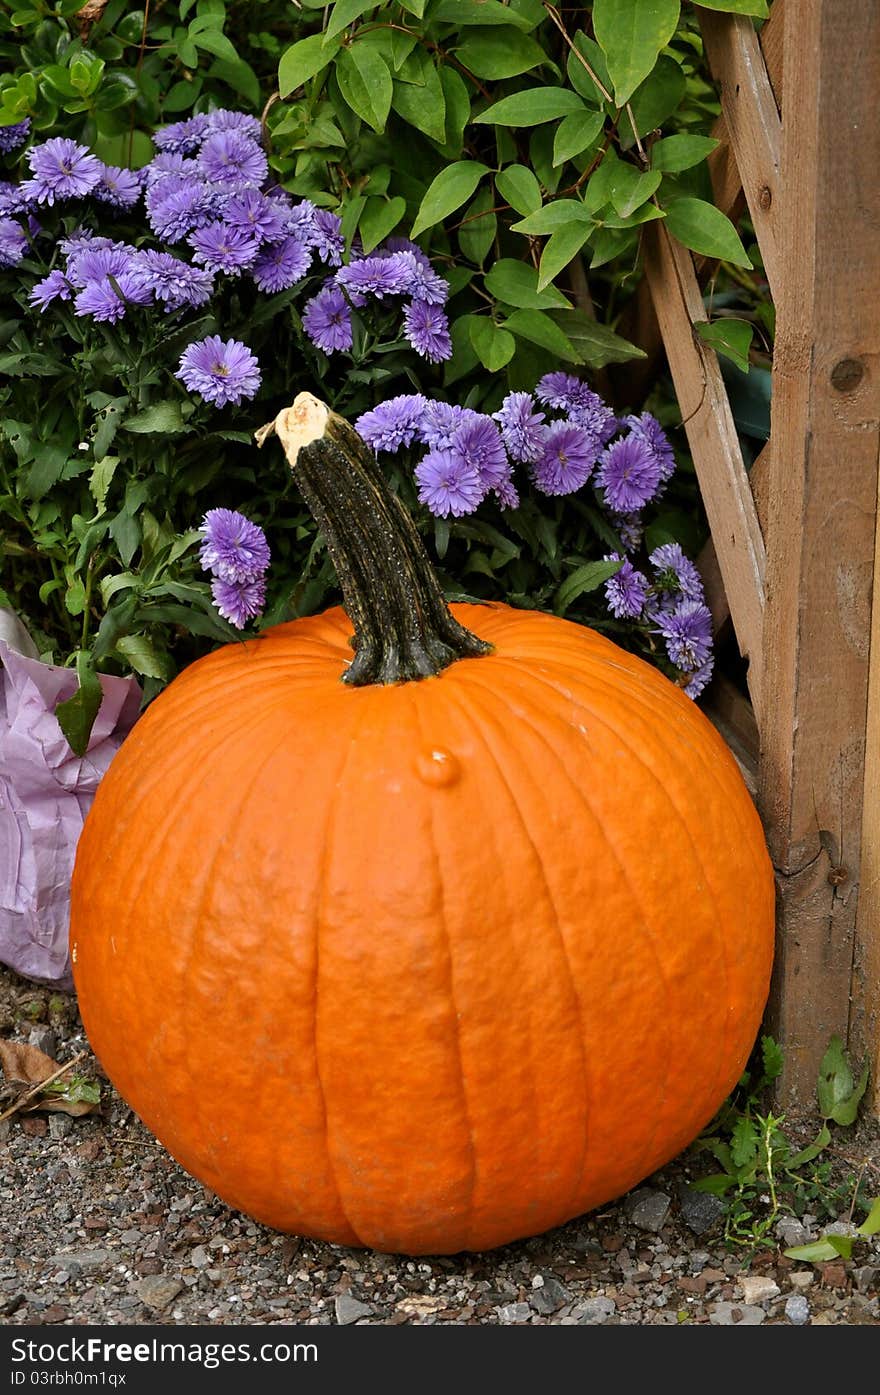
2;965;879;1329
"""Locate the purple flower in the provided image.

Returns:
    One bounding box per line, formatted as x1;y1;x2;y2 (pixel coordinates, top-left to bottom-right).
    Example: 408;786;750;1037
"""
0;181;26;216
311;208;344;266
0;119;30;154
224;188;287;244
683;655;714;699
189;223;260;275
383;235;432;268
450;414;509;491
603;554;649;620
356;395;428;453
126;250;214;312
211;575;266;629
421;401;466;450
624;411;676;482
142;152;196;186
596;433;663;514
204;110;263;141
649;542;704;602
65;243;134;287
146;176;217;242
280;198;318;243
251;236;312;293
73;271;152;323
175;335;262;407
0;218;26;268
336;255;410;302
415;450;485;518
153;115;210;155
302;284;353;353
200;508;270;583
403;300;452;362
23;138;103;204
197;130;267;187
535;372;584;410
532;421;599;495
92;164;142;210
29;269;72;310
617;514;643;553
57;230;113;257
655;600;713;672
493;471;520;510
387;250;449;305
493;392;547;464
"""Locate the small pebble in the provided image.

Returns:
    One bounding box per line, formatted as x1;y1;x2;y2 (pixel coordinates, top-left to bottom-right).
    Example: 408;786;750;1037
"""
785;1294;810;1325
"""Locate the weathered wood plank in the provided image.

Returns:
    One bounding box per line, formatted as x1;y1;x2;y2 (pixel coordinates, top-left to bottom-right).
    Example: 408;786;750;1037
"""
853;480;880;1112
705;0;784;221
699;442;770;633
643;224;766;714
758;0;880;1104
698;7;782;300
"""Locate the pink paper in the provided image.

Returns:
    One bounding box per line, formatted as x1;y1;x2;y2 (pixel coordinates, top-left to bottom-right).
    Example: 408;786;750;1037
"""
0;635;142;987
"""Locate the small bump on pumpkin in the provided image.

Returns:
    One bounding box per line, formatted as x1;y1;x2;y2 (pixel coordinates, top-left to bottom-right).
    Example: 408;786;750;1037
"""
415;747;461;788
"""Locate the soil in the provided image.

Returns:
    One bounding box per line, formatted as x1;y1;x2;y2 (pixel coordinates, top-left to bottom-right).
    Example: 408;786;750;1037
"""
1;964;878;1329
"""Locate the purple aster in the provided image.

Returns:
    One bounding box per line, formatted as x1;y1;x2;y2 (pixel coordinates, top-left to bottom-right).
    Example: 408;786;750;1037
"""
311;208;344;266
73;271;153;323
403;300;452;363
415;450;485;518
146;177;217;242
386;250;449;305
65;243;134;287
189;223;259;276
92;164;142;210
251;236;311;293
356;395;428;453
211;575;266;629
0;218;27;268
24;138;102;205
142;152;196;187
603;554;649;620
493;471;520;510
175;335;262;407
571;398;619;449
535;371;584;410
200;508;270;582
0;119;30;154
450;414;509;491
204;110;263;141
29;269;72;309
493;391;547;464
532;421;599;496
420;401;467;450
224;189;287;244
383;236;432;269
0;181;26;217
57;230;112;257
655;600;714;672
126;249;214;312
683;654;714;699
302;284;353;353
596;433;663;514
197;130;267;187
279;197;318;243
624;411;676;483
649;542;705;602
153;115;210;155
336;255;410;302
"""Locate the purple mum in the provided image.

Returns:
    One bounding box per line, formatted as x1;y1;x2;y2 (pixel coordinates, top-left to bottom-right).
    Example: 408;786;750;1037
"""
200;508;270;583
655;600;714;672
595;433;663;514
175;335;262;407
251;236;312;293
73;271;152;323
302;285;353;353
93;165;142;211
624;411;676;483
0;119;30;154
224;189;288;245
415;450;485;518
450;415;509;491
29;269;72;310
0;217;27;268
24;138;102;205
649;542;705;602
211;575;267;629
356;395;428;453
153;115;210;155
403;300;451;362
421;401;467;451
603;555;649;620
197;130;268;187
336;255;410;302
532;421;599;495
189;223;260;276
493;392;547;464
127;250;214;312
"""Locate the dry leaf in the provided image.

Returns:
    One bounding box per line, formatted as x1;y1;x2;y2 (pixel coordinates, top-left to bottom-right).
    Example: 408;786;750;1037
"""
0;1041;99;1120
0;1039;59;1087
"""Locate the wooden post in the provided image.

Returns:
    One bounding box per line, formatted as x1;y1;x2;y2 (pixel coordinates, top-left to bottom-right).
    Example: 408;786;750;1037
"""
759;0;880;1104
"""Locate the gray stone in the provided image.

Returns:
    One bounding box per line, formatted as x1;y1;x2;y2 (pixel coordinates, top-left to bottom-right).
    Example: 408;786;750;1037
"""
498;1302;531;1323
573;1297;616;1325
739;1276;780;1304
853;1265;878;1294
678;1186;726;1236
334;1294;373;1325
788;1270;815;1291
51;1249;112;1274
135;1276;183;1311
710;1302;766;1325
28;1026;57;1058
625;1189;671;1233
190;1245;209;1268
47;1115;73;1140
119;1229;142;1247
52;1201;73;1222
776;1217;811;1248
529;1277;569;1316
785;1295;810;1326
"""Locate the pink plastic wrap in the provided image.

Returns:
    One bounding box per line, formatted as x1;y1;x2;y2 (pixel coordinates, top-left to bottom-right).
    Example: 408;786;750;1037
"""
0;630;142;987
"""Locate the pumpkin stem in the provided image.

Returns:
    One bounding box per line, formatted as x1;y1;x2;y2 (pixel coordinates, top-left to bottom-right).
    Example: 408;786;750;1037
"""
256;393;492;686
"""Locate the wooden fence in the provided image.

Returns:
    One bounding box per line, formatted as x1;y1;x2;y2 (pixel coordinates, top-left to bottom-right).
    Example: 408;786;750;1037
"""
635;0;880;1109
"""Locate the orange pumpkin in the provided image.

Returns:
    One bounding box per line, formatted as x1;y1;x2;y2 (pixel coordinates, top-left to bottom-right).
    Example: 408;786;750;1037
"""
70;394;774;1255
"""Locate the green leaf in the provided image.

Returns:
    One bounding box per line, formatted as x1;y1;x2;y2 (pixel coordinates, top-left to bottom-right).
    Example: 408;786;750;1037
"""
817;1035;869;1126
357;195;406;254
623;55;686;142
495;163;542;217
391;62;446;142
122;401;186;434
651;133;720;172
589;226;639;268
511;200;593;236
696;318;754;373
475;87;585;128
411;160;488;239
335;43;392;132
468;318;515;372
553;109;605;167
566;32;612;104
761;1034;785;1083
458;187;497;266
325;0;378;41
114;633;172;680
783;1239;842;1263
23;446;68;501
278;33;341;97
607;165;661;218
110;510;141;568
858;1196;880;1237
440;65;471;152
484;259;572;310
430;0;536;29
537;223;592;291
663;196;752;268
89;455;119;510
730;1115;758;1170
454;27;546;79
54;652;103;757
191;29;238;62
696;0;768;15
555;559;622;615
504;309;581;364
593;0;681;106
787;1125;832;1169
550;310;646;367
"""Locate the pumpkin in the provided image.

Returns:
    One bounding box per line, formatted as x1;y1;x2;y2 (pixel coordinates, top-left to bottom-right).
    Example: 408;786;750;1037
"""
70;393;774;1256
